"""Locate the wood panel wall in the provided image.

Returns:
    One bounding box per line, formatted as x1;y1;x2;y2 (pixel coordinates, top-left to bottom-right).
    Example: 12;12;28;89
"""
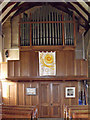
2;81;78;117
20;51;38;77
7;50;88;77
0;62;7;79
56;51;75;76
75;59;88;76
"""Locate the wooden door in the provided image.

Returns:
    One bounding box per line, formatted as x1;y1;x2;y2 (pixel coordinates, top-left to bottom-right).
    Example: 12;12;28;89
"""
39;82;50;117
51;83;61;118
39;82;62;118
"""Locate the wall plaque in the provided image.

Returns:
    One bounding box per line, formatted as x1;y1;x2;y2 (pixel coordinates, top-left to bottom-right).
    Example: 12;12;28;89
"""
65;87;75;98
26;88;36;95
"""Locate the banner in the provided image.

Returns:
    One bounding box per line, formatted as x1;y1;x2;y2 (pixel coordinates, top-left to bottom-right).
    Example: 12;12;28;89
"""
39;51;56;76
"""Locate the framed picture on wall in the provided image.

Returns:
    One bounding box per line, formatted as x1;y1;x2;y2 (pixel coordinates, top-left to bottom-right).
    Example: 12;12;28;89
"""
26;88;36;95
65;87;75;98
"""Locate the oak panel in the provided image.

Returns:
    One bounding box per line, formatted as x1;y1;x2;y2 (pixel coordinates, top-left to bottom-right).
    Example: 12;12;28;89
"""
63;81;78;106
18;83;25;105
14;61;20;76
25;83;31;105
65;51;75;76
56;51;66;76
81;60;88;76
75;60;81;75
8;61;14;77
20;51;38;77
39;82;50;117
20;52;30;76
9;84;16;105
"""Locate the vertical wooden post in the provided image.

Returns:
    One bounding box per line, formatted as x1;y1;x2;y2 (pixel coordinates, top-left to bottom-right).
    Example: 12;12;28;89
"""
62;14;65;46
73;13;76;46
30;13;32;47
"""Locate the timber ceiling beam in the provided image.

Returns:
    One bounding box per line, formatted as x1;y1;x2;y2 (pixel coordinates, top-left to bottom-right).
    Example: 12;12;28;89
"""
49;2;73;15
1;2;20;23
74;2;89;16
0;2;16;15
0;0;11;11
11;2;43;19
67;2;88;23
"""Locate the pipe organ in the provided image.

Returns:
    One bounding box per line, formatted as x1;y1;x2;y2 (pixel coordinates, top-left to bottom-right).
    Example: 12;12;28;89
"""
19;5;75;47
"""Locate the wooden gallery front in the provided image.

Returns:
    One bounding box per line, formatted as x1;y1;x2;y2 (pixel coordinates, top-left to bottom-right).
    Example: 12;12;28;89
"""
1;4;89;119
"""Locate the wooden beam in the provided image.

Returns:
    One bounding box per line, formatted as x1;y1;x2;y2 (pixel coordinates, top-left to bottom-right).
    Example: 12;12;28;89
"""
67;2;88;23
74;2;89;16
2;2;20;23
49;2;73;15
0;2;16;15
11;2;43;19
84;26;90;36
86;2;90;7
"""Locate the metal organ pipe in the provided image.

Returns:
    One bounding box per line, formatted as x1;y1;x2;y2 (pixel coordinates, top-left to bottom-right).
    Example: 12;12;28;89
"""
20;5;75;47
46;6;48;45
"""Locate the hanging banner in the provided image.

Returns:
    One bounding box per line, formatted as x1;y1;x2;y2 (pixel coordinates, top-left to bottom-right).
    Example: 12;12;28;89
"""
39;51;56;76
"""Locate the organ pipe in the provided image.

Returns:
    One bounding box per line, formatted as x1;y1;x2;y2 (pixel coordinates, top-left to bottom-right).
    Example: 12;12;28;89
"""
20;5;74;46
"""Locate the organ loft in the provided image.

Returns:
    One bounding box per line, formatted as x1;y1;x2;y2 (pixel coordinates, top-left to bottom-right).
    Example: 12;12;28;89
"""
0;2;90;120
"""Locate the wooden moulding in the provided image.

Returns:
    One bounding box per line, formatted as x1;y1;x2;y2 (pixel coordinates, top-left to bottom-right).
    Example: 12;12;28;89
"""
19;46;75;51
6;76;89;82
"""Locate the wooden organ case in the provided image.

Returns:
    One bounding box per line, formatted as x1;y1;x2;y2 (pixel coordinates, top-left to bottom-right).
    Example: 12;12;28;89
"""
2;5;89;118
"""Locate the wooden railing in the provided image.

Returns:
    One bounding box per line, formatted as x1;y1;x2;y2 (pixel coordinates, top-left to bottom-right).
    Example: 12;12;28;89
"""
0;105;38;120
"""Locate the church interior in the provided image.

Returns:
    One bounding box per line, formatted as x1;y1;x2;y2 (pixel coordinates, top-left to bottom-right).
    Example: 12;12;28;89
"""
0;1;90;120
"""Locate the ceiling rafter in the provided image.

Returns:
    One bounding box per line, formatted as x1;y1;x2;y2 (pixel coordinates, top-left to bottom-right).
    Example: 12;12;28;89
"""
1;2;20;23
0;4;15;22
0;2;16;15
11;2;43;19
0;0;11;11
67;2;88;23
74;2;89;16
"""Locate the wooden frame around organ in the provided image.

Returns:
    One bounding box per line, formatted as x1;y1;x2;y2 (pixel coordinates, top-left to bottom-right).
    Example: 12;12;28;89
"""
18;13;76;51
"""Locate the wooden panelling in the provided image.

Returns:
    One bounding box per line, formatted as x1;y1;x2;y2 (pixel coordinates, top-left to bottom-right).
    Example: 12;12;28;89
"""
18;82;39;106
75;60;81;75
8;60;20;77
2;82;16;105
39;82;50;117
65;51;75;75
20;51;38;77
18;83;25;105
7;51;88;78
20;52;30;76
81;60;88;76
2;81;79;118
56;51;66;76
8;61;14;77
63;81;78;106
0;82;2;104
75;59;88;76
9;84;16;105
56;50;75;76
51;83;62;118
0;62;7;79
14;61;20;76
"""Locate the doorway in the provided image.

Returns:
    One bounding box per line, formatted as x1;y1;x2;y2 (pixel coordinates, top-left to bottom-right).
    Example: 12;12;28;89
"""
39;82;62;118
